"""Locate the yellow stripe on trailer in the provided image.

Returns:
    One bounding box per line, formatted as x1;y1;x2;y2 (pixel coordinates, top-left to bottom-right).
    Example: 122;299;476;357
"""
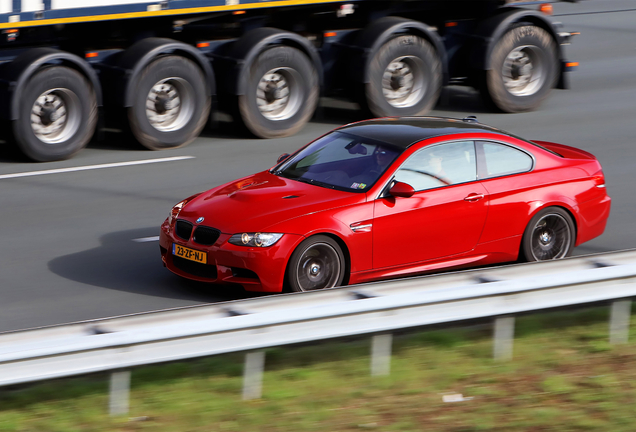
0;0;343;29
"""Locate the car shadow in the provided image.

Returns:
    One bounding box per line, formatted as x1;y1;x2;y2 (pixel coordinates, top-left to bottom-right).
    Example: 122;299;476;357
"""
48;227;265;303
0;139;29;163
84;128;144;151
435;86;493;114
197;114;256;140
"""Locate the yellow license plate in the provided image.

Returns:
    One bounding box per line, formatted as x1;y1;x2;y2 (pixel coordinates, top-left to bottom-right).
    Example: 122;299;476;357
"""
172;243;207;264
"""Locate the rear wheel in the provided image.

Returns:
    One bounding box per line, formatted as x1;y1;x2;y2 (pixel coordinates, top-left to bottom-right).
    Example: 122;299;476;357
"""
287;235;345;292
521;207;575;262
238;46;318;138
128;56;210;150
481;25;558;112
362;35;442;117
13;66;97;161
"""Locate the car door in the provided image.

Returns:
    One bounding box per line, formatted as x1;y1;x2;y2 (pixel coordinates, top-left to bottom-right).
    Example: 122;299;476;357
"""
372;140;489;269
474;140;536;244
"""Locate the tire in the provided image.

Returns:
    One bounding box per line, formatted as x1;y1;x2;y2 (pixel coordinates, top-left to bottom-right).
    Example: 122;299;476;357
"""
520;207;576;262
12;66;97;162
238;46;318;139
362;35;442;117
481;25;558;113
287;235;346;292
128;56;210;150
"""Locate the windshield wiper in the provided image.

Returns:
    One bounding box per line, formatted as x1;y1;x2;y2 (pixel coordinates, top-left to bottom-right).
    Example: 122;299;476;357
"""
308;179;337;189
291;177;337;189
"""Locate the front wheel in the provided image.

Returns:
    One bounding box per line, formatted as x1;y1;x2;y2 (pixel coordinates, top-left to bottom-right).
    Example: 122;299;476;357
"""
481;25;558;113
287;235;345;292
13;66;97;162
521;207;575;262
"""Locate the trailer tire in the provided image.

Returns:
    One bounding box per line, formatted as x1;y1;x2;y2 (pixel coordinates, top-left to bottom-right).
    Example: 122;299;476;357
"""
238;46;318;138
12;66;97;162
481;25;558;113
128;56;210;150
363;35;442;117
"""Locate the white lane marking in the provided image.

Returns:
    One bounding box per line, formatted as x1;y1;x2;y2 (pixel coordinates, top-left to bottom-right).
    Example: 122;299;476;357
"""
132;236;160;243
0;156;195;180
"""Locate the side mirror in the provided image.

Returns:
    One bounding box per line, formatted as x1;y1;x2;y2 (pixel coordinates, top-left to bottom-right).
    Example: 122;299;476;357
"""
389;181;415;198
277;153;291;164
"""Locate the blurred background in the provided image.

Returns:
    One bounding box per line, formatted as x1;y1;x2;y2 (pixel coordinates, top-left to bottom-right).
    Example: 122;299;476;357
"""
0;0;632;333
1;1;636;430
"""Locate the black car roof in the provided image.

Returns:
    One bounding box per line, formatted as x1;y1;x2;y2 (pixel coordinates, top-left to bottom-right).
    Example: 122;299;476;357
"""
337;117;507;149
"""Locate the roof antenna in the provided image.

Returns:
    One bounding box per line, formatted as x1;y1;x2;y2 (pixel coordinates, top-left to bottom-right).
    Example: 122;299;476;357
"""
463;115;478;123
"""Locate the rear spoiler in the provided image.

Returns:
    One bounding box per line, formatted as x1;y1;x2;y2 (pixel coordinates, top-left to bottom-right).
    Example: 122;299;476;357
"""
532;140;597;160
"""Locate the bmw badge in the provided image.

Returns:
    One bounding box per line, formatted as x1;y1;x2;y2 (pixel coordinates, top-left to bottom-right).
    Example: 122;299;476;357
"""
196;217;205;224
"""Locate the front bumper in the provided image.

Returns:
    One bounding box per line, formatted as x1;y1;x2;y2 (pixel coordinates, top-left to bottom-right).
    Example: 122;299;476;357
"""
159;218;304;292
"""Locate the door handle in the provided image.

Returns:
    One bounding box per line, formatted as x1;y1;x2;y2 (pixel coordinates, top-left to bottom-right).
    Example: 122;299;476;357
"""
464;193;484;202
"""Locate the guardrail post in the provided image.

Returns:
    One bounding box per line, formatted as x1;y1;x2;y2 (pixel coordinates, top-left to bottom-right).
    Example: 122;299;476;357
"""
493;316;515;361
609;299;632;345
371;333;392;376
109;370;131;416
243;350;265;400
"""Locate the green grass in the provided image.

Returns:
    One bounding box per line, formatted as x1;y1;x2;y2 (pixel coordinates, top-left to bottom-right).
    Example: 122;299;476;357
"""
2;306;636;431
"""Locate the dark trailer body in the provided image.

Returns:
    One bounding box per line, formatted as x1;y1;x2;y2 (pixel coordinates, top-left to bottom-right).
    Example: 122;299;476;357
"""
0;0;577;161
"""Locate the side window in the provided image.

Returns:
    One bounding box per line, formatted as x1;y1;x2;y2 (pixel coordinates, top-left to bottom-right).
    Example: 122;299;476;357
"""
394;141;476;191
480;142;533;178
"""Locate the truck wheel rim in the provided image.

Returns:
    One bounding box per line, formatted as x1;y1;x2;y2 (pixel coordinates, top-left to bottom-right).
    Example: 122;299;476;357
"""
296;242;341;291
30;89;80;144
146;78;194;132
530;213;571;260
502;45;546;96
382;56;426;108
256;68;302;121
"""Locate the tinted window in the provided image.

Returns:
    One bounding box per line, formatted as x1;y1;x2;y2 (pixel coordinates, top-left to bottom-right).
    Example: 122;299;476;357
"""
394;141;476;191
276;131;401;191
296;136;376;168
481;142;532;178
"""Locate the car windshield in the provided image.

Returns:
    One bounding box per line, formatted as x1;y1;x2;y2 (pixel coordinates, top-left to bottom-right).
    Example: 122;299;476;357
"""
274;131;402;192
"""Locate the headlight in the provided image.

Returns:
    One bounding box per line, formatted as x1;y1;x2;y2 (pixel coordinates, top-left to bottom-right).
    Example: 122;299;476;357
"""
229;233;283;247
167;193;202;226
168;200;188;226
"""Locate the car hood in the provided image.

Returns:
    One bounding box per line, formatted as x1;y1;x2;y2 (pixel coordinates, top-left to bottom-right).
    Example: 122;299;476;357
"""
178;171;364;233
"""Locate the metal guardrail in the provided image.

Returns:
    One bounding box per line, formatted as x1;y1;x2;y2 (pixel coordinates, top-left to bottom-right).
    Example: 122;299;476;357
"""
1;250;635;415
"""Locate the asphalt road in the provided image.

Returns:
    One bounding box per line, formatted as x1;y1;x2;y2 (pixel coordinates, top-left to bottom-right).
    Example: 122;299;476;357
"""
1;0;635;332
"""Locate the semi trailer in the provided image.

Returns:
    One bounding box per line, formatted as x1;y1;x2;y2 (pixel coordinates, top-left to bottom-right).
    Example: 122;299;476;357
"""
0;0;577;161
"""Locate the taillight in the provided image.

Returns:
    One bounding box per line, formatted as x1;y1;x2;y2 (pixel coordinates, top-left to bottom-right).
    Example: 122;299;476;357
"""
593;170;606;188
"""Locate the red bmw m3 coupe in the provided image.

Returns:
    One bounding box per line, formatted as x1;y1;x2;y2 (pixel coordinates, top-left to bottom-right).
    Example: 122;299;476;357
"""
160;117;611;292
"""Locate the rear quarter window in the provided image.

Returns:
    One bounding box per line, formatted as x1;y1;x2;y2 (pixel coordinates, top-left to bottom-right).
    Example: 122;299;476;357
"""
480;142;533;178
